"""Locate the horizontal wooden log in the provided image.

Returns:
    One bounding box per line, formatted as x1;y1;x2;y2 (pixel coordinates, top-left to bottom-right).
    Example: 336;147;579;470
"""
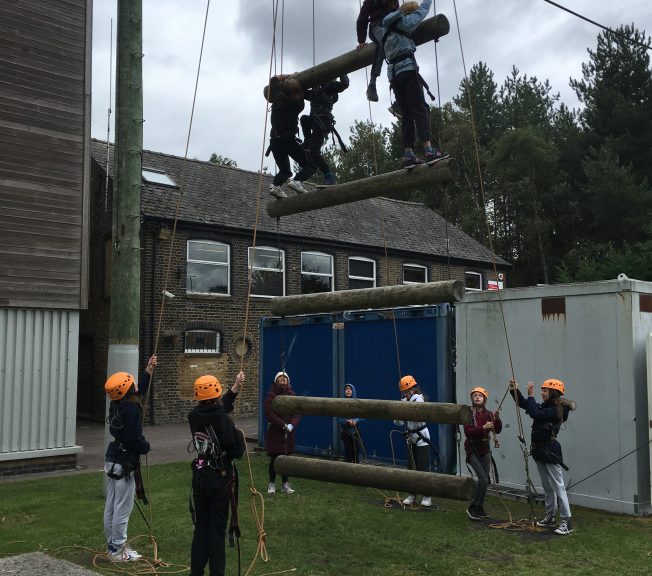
264;15;450;92
266;158;458;218
271;396;472;425
269;279;464;317
275;456;475;501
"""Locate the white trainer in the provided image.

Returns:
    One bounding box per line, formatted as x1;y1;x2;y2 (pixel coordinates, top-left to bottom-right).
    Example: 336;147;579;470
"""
402;494;415;506
281;482;295;494
267;482;276;494
420;496;432;507
287;180;308;194
111;546;142;562
269;184;287;199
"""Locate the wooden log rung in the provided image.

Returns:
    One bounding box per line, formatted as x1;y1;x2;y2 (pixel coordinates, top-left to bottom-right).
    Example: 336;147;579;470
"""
275;456;475;501
271;396;472;425
266;158;459;219
269;279;464;317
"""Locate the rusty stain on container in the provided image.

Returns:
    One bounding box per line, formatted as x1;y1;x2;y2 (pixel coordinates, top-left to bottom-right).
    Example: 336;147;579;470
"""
542;297;565;320
639;294;652;313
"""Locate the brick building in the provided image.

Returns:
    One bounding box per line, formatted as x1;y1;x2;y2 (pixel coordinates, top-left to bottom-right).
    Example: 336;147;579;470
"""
80;139;509;424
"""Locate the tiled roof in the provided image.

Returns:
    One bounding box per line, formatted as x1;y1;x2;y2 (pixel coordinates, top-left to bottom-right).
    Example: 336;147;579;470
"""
90;139;508;266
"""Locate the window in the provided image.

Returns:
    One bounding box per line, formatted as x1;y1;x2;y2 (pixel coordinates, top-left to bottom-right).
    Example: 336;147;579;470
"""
465;271;483;291
348;257;376;289
142;168;177;187
403;263;427;284
187;240;230;295
184;329;221;354
301;251;334;294
249;246;285;297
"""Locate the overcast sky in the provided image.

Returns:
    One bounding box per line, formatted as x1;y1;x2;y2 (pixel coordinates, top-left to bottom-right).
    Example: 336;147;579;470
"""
91;1;650;172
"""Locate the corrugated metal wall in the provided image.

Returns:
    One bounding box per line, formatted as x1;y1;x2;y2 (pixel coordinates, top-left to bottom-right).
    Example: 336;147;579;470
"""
0;308;80;458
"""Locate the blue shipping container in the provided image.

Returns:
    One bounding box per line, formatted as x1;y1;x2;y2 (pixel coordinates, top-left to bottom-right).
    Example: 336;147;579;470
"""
259;305;457;473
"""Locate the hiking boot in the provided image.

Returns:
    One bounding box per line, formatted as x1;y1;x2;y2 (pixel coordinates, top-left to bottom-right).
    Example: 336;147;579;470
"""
388;101;402;119
402;494;416;506
420;496;432;508
536;514;557;527
267;482;276;494
281;482;295;494
269;184;287;199
424;147;444;162
287;179;308;194
466;505;481;521
322;173;337;186
554;519;573;535
366;83;379;102
402;154;424;168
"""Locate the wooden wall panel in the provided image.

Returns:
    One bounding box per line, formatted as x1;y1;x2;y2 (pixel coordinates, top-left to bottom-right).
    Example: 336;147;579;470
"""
0;0;90;309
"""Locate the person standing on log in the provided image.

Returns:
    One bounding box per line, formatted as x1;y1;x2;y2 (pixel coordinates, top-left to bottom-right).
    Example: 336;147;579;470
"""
300;74;350;186
394;375;432;507
336;383;364;463
377;0;444;167
464;386;502;521
509;378;574;535
265;75;314;198
264;371;301;494
356;0;399;102
188;372;246;576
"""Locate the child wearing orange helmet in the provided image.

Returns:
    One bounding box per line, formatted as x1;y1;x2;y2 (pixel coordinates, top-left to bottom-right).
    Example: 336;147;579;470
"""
103;354;157;563
188;371;246;576
464;386;502;521
509;378;573;535
395;375;433;507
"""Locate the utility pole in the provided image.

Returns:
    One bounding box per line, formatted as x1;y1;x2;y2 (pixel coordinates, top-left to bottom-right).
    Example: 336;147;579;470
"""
106;0;143;402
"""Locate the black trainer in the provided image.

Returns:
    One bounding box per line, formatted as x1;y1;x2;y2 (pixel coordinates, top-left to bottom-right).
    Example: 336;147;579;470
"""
467;505;481;521
477;506;489;518
366;83;379;102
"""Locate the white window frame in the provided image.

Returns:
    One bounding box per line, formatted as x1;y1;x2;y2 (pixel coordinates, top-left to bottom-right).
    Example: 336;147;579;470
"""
348;257;376;289
184;329;221;355
142;168;177;187
301;251;334;294
186;240;230;296
248;246;285;298
465;271;483;292
402;263;428;284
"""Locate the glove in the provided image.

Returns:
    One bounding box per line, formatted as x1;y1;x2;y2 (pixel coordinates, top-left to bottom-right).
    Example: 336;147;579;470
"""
285;423;294;433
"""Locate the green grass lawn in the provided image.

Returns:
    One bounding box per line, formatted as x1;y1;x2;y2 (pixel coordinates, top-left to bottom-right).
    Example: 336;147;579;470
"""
1;452;651;575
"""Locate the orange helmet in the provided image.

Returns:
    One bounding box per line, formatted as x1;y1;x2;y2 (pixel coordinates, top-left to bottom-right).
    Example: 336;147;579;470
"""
194;375;223;401
399;375;417;392
541;378;565;395
470;387;488;400
105;372;135;401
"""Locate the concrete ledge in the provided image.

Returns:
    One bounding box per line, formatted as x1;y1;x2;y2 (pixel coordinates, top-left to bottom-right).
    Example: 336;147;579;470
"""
0;445;82;461
0;552;98;575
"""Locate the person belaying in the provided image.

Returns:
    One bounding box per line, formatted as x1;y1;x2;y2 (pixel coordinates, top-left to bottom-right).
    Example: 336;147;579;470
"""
188;372;246;576
264;371;301;494
376;0;444;167
103;354;157;563
355;0;399;102
394;375;433;507
300;74;350;186
265;75;313;198
510;378;575;535
336;383;364;463
464;386;502;521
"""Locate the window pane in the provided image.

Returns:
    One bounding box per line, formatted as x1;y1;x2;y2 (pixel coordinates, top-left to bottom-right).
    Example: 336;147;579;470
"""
404;265;426;283
187;261;228;294
465;272;482;290
349;278;374;290
251;269;283;297
302;253;332;274
301;274;332;294
185;330;219;353
142;169;177;187
250;247;283;270
188;240;228;264
349;258;374;278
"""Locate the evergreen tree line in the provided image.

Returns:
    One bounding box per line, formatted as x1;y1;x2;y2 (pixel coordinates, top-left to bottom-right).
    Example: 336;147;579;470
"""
323;25;652;287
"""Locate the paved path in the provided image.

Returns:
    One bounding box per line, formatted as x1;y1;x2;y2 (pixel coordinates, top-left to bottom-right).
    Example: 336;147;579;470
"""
0;552;99;576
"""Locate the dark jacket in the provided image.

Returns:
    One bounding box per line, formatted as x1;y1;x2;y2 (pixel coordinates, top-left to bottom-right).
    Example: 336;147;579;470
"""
463;407;502;460
188;400;246;477
264;382;301;456
336;383;364;438
268;76;305;138
512;388;569;464
304;75;350;122
105;372;151;467
356;0;400;43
